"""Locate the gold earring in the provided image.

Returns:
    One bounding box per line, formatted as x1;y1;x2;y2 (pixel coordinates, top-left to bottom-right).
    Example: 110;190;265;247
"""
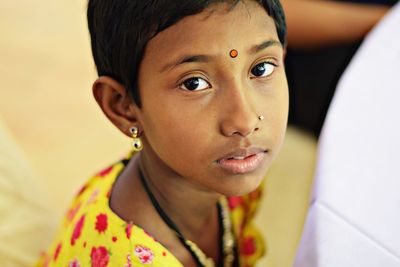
258;115;264;121
129;126;143;152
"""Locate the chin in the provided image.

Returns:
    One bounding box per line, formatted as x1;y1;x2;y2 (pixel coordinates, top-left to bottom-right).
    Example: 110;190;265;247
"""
217;172;265;197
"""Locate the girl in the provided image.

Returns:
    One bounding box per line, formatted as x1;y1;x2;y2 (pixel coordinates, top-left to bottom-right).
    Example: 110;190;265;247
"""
38;0;288;266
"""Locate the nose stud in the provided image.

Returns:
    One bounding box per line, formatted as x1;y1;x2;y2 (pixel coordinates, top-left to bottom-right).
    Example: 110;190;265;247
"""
258;115;264;121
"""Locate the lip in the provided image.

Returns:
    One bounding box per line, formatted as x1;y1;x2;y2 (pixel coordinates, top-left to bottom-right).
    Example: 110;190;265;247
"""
216;147;267;174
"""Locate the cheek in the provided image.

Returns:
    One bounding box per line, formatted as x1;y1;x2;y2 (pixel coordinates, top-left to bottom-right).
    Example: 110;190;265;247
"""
270;73;289;118
140;99;213;166
256;76;288;148
274;83;289;125
141;110;218;181
268;82;289;153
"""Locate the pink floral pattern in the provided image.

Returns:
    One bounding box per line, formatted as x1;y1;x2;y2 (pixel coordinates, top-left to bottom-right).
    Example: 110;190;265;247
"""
90;246;109;267
86;188;100;206
66;202;81;223
53;243;62;261
95;213;108;233
242;236;256;256
69;258;81;267
71;215;85;246
134;245;154;264
97;166;113;177
125;223;133;239
228;196;244;209
124;254;132;267
76;184;88;197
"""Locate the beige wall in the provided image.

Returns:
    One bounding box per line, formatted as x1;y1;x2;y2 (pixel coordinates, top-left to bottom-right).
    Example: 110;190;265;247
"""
0;1;128;218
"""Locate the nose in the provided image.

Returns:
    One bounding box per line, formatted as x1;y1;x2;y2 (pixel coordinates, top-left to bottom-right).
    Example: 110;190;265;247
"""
220;83;261;137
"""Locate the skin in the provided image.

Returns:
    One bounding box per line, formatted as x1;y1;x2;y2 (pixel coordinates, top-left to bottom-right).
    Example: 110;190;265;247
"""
93;1;288;266
281;0;389;48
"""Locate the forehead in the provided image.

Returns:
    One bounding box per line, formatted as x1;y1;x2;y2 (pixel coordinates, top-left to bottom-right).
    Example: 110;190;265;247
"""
143;1;280;64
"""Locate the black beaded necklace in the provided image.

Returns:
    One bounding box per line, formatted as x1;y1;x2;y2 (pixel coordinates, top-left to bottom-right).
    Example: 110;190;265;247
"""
138;167;238;267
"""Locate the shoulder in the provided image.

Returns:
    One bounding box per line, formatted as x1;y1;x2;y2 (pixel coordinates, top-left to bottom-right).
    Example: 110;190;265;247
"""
36;158;183;267
37;161;131;266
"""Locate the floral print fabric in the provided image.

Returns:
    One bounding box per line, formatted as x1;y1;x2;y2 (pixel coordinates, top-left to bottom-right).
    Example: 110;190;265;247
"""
36;154;265;267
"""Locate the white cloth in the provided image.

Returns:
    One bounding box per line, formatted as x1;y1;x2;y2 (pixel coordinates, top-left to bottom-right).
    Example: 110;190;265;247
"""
294;2;400;267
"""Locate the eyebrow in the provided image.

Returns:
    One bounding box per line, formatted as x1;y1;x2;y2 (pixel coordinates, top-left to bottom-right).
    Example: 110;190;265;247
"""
160;55;212;73
249;39;281;54
159;39;281;73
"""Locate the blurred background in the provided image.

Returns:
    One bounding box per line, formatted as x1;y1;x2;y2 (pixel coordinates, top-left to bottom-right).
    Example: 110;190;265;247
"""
0;0;128;212
0;1;130;265
8;0;395;266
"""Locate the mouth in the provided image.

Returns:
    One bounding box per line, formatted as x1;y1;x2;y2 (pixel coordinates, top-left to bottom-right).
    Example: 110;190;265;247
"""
216;148;267;174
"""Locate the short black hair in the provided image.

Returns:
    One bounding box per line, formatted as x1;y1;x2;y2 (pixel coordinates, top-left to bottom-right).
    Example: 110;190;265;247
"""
87;0;286;106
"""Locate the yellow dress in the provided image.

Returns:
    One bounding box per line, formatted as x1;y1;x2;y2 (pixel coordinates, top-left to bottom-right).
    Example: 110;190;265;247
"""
36;153;265;267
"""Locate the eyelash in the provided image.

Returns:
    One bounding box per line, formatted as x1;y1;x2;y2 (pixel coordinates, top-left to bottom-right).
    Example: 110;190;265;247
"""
178;76;211;91
178;59;278;91
249;60;278;79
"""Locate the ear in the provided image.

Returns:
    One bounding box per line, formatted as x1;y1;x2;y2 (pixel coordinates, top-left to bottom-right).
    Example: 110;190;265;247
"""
92;76;140;137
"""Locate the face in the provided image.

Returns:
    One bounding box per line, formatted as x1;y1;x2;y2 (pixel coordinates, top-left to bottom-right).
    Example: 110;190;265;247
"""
135;0;288;196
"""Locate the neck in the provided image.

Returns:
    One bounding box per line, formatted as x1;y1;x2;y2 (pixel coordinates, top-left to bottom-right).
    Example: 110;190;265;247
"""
139;150;221;239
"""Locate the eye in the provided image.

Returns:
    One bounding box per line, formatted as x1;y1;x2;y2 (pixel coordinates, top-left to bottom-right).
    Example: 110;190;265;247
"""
250;62;276;78
179;77;210;91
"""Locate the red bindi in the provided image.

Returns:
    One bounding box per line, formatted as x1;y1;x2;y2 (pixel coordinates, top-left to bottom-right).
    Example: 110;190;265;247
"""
229;49;238;58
